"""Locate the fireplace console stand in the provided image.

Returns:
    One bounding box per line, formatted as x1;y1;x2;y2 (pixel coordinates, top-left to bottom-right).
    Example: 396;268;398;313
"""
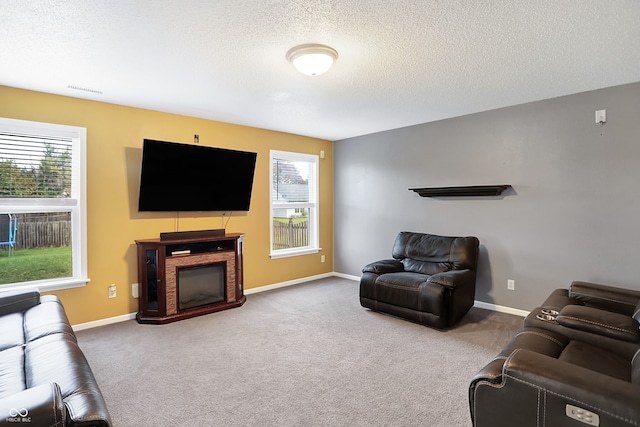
135;233;245;324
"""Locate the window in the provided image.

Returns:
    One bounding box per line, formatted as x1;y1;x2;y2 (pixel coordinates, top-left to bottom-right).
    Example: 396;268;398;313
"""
270;150;319;258
0;117;88;291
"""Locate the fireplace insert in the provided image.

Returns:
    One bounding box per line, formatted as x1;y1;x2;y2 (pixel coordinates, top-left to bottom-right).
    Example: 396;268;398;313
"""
177;263;225;311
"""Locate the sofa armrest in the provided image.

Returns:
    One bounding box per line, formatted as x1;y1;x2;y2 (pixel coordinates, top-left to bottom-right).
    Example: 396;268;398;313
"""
428;269;474;290
0;289;40;316
569;281;640;315
505;349;640;423
362;259;404;275
0;383;66;427
556;305;640;343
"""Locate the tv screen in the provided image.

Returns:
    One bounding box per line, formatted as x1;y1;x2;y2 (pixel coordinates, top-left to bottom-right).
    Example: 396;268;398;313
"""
138;139;257;212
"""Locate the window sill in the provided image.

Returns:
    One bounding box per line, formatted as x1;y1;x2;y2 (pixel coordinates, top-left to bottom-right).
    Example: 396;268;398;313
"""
0;277;90;293
270;248;321;259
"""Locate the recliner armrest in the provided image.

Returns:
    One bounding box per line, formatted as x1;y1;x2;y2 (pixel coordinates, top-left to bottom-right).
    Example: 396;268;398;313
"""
556;305;640;343
0;289;40;316
362;259;404;275
428;269;474;289
0;383;66;427
504;348;640;423
569;281;640;315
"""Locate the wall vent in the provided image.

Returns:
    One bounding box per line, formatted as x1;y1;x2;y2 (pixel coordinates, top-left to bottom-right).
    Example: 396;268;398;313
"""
67;85;103;94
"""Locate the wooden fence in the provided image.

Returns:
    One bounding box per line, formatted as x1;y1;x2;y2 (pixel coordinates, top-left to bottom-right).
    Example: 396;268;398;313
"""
273;219;308;249
7;216;307;251
9;213;71;250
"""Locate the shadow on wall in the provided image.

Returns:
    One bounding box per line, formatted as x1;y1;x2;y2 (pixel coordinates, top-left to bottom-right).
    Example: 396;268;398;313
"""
475;244;495;305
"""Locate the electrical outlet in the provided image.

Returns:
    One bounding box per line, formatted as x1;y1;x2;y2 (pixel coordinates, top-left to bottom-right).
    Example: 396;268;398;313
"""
321;255;326;263
108;284;116;298
132;283;139;299
507;279;515;291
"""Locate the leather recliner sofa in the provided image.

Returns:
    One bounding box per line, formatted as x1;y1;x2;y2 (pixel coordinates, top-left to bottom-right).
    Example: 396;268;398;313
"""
360;231;479;329
0;290;112;427
469;281;640;427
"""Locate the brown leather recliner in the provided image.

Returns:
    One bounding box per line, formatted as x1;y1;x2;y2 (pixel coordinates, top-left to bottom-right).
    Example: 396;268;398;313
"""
470;281;640;427
360;231;479;329
470;326;640;427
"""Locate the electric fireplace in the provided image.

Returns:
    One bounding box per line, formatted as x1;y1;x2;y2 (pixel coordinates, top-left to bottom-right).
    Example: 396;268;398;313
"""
135;233;246;324
177;264;225;311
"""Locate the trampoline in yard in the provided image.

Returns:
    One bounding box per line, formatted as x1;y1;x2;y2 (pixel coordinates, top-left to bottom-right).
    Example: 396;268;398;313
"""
0;213;17;256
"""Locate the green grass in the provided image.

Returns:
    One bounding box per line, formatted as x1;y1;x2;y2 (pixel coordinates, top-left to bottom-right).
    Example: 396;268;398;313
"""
0;246;72;285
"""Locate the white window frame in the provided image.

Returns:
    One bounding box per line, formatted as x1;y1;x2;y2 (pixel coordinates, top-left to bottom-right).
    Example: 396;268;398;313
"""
0;117;89;292
269;150;319;259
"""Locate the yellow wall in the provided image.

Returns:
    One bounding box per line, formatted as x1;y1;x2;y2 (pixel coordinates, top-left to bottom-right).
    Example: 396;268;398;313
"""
0;85;334;325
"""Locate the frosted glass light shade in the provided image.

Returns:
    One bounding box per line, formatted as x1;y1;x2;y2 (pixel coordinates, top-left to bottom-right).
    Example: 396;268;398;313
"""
286;44;338;76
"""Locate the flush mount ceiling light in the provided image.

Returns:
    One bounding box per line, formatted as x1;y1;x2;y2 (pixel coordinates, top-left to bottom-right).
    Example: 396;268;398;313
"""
286;43;338;76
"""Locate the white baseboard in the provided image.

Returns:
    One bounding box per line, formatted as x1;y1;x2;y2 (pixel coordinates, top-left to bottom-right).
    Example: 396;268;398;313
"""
473;300;529;317
72;312;136;331
332;272;360;281
244;272;335;295
71;272;529;330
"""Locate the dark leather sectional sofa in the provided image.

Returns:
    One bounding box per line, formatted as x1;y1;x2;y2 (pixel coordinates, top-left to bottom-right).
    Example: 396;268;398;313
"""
0;290;112;427
470;281;640;427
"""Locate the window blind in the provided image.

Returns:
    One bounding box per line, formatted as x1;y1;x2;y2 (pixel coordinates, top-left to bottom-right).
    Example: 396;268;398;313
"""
0;132;74;198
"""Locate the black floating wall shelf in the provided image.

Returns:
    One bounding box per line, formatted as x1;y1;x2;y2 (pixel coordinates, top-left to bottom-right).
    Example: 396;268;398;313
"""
409;185;512;197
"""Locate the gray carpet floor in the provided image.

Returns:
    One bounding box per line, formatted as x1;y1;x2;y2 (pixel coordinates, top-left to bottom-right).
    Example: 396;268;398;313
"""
76;277;524;427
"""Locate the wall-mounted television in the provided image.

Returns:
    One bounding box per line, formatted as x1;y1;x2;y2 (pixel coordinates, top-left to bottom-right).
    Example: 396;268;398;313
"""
138;139;257;212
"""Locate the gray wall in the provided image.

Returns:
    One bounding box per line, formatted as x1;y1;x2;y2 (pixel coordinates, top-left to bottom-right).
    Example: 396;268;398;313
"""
333;81;640;312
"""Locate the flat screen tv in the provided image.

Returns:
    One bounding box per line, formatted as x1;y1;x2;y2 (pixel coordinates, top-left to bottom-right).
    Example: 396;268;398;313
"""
138;139;257;212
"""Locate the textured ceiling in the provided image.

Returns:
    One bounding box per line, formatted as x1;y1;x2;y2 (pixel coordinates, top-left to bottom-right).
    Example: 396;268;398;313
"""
1;1;639;141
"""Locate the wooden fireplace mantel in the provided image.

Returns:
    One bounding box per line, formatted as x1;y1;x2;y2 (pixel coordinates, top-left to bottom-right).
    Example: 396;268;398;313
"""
135;233;246;324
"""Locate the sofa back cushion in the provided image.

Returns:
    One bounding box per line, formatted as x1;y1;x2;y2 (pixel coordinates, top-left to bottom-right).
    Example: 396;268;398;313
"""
392;231;479;275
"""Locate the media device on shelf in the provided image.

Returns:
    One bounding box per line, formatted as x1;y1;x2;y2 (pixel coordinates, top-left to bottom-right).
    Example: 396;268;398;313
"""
159;228;227;241
138;139;258;212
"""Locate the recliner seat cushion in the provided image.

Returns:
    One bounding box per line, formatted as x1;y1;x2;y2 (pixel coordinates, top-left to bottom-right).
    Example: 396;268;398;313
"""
374;272;445;315
558;340;631;382
0;346;25;398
